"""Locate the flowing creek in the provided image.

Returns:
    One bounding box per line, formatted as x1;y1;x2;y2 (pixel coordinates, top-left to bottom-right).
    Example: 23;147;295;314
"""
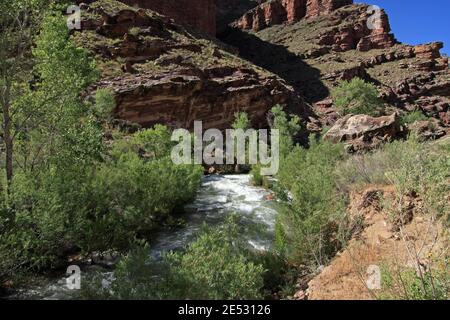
10;174;280;299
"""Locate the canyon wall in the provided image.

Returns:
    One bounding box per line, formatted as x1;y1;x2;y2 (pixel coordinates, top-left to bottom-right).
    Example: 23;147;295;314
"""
233;0;352;31
119;0;216;35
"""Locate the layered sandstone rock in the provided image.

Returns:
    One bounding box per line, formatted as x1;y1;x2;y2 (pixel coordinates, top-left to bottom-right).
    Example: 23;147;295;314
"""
233;0;352;31
96;66;304;130
117;0;216;35
306;0;352;18
315;5;396;52
323;113;401;152
75;0;309;131
223;2;448;131
215;0;262;33
414;42;444;60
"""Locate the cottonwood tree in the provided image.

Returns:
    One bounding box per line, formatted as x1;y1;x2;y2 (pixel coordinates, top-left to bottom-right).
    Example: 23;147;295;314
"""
0;1;46;192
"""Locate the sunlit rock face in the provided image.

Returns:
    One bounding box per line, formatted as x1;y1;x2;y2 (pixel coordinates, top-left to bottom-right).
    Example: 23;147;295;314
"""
119;0;217;35
232;0;353;31
75;1;310;131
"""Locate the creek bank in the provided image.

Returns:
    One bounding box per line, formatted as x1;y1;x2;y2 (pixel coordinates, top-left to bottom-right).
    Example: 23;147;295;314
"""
7;174;280;299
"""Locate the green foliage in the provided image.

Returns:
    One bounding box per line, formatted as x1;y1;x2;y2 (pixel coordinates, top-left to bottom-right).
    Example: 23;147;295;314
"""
131;125;174;159
275;137;346;266
0;11;202;283
232;111;250;130
332;78;384;116
33;14;99;96
400;110;430;126
380;265;449;300
93;88;116;121
1;128;202;273
335;135;449;218
165;221;265;299
270;105;301;159
86;150;202;251
250;163;264;186
82;219;265;300
0;10;103;273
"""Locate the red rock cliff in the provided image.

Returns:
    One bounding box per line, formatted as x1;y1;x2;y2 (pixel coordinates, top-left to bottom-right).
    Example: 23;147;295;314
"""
119;0;216;35
234;0;352;31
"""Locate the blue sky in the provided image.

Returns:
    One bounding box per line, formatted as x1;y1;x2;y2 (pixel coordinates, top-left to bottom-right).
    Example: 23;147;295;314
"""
359;0;450;55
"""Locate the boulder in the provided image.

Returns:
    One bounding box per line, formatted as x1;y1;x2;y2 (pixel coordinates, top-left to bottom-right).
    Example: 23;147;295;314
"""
324;113;401;152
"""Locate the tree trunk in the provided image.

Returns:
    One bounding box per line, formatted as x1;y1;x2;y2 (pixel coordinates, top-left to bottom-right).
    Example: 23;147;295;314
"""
1;87;13;191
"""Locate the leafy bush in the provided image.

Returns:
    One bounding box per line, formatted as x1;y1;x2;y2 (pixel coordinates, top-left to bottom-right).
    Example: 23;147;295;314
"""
275;137;346;266
380;265;449;300
249;106;301;183
335;135;449;218
269;105;301;159
332;78;384;116
0;8;204;283
93;88;116;121
1;129;202;272
232;111;251;130
131;124;174;159
82;219;265;300
399;110;430;125
85;148;202;250
250;163;264;186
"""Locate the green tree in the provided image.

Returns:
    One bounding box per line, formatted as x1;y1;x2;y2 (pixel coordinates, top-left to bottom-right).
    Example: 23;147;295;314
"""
93;88;116;122
0;0;50;190
332;78;384;116
276;137;346;266
231;112;251;173
269;105;300;160
232;111;250;130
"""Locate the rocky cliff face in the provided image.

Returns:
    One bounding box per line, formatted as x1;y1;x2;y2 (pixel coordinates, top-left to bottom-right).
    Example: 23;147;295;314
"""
75;0;449;136
233;0;353;31
75;0;309;131
117;0;217;35
223;2;449;128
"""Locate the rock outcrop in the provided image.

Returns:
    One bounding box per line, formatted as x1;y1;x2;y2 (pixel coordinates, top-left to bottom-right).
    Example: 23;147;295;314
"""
323;113;401;152
95;66;304;130
233;0;352;31
75;0;449;139
117;0;216;35
316;5;396;52
75;0;309;131
223;2;448;132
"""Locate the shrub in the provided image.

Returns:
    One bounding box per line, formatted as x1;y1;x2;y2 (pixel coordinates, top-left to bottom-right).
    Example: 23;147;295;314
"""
82;218;266;300
335;135;449;218
232;111;251;130
275;137;347;266
269;105;301;160
131;125;174;159
380;265;449;300
0;126;202;276
93;88;116;121
250;163;271;187
400;110;430;125
332;78;384;116
250;163;264;186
